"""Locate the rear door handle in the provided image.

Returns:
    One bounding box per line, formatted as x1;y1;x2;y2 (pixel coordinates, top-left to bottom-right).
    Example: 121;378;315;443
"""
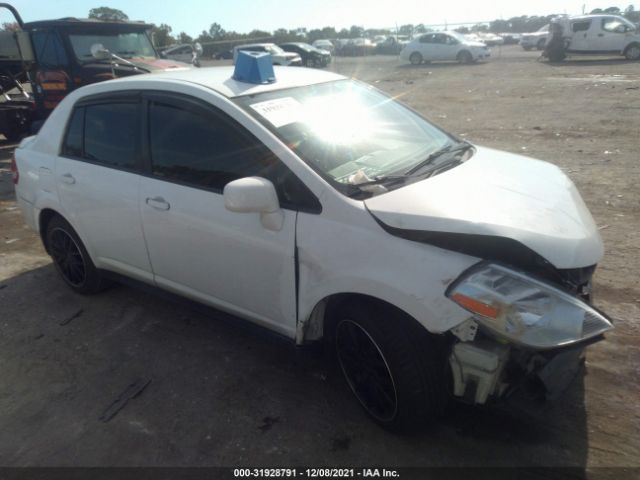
60;173;75;184
145;196;170;211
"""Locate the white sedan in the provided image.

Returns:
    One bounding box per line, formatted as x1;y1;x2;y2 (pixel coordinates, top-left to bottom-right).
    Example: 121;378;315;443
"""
401;31;490;64
12;60;612;431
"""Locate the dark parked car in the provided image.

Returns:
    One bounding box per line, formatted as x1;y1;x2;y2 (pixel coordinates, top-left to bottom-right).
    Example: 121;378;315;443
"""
214;49;233;60
279;42;331;67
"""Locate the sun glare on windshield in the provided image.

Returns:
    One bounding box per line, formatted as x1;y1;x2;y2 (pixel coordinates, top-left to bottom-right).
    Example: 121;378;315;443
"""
302;93;377;145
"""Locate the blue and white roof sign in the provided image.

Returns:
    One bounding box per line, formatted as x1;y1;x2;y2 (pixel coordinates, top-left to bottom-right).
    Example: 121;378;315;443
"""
233;51;276;84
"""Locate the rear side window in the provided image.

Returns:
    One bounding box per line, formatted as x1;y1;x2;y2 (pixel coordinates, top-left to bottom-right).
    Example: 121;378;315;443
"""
572;21;591;32
62;107;84;157
84;103;137;169
62;101;139;170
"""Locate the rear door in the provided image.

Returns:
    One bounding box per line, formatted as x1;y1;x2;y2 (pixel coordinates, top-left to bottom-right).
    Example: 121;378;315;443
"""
418;34;437;60
56;93;153;281
138;92;315;337
568;19;593;51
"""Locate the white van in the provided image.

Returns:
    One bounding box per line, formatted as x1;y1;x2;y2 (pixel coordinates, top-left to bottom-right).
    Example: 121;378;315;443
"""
557;14;640;60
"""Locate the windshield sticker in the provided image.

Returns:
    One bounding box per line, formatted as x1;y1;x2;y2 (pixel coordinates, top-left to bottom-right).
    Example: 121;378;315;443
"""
250;97;302;128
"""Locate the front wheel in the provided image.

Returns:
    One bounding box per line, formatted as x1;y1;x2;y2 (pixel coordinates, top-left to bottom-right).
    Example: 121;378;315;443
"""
305;57;315;68
46;216;110;294
331;301;449;432
624;43;640;60
409;52;423;65
457;50;473;64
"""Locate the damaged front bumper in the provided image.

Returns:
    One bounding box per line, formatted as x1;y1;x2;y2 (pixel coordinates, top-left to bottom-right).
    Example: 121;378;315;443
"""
448;330;603;404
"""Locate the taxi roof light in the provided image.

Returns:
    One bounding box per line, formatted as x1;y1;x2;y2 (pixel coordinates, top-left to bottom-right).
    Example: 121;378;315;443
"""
233;51;276;85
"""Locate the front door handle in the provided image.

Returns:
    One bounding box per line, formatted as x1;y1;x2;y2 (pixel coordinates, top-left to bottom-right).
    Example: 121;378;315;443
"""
145;196;170;211
60;173;75;184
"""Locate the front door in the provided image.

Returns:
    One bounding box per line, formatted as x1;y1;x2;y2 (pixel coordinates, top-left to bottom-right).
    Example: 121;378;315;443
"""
138;93;298;336
594;17;632;52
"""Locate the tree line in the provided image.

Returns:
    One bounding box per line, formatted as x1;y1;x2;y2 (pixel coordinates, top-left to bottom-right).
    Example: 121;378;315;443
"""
82;5;640;55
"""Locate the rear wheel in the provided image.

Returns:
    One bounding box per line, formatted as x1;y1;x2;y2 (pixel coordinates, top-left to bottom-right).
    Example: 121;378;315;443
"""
409;52;423;65
624;43;640;60
457;50;473;64
330;300;449;432
46;216;110;294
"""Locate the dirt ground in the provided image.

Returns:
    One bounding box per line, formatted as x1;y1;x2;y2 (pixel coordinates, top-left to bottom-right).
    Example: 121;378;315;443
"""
0;46;639;473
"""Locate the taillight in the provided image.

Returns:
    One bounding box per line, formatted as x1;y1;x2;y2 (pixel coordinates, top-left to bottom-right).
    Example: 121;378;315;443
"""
10;154;18;185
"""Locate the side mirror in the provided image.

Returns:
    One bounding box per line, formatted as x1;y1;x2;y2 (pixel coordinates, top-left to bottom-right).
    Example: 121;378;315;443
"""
90;43;111;60
224;177;284;231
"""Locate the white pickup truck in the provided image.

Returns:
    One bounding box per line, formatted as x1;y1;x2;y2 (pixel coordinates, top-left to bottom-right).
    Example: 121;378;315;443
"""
556;14;640;60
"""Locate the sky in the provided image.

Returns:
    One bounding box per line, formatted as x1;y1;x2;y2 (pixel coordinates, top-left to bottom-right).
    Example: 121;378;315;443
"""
3;1;638;36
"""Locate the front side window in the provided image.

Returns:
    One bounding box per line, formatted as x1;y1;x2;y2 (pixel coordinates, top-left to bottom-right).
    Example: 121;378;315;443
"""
602;17;633;33
236;80;459;196
31;30;69;67
419;34;434;44
148;100;319;211
83;103;138;168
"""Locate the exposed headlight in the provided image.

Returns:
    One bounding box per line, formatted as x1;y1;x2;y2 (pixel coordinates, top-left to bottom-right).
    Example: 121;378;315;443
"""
447;263;613;349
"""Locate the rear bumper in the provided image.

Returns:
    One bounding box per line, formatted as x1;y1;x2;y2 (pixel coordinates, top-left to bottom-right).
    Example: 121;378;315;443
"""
16;195;37;231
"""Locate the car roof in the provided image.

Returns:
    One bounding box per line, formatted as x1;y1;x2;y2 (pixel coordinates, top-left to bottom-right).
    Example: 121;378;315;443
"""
24;17;151;31
234;43;275;49
103;65;346;98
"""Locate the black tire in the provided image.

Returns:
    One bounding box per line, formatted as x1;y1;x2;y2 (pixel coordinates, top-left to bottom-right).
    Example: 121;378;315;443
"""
624;43;640;61
305;57;315;68
457;50;473;64
536;39;546;50
329;300;449;432
409;52;423;65
45;215;110;294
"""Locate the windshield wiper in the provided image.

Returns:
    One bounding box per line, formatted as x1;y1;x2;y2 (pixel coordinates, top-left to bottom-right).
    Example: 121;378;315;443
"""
404;141;473;176
348;174;410;187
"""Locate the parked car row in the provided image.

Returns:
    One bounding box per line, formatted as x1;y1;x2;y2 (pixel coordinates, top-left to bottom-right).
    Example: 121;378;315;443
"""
228;42;331;68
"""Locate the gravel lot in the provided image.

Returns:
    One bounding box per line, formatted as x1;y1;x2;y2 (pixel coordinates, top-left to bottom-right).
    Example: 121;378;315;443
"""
0;46;638;471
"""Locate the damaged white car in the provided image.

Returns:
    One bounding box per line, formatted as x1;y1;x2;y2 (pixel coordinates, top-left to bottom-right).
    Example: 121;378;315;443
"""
12;53;613;431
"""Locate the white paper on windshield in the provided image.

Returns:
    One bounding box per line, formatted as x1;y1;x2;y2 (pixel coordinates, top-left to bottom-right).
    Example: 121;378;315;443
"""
250;97;302;128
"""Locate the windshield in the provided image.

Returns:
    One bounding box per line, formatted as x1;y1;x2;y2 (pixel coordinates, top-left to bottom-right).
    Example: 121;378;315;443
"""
236;80;459;192
267;45;285;55
447;31;467;42
68;32;156;60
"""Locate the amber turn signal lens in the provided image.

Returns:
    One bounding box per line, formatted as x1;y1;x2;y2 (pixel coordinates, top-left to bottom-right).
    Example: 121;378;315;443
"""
451;292;499;319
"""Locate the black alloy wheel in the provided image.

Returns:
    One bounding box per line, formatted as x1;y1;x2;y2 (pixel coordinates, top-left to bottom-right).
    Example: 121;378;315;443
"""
49;227;87;288
336;319;398;422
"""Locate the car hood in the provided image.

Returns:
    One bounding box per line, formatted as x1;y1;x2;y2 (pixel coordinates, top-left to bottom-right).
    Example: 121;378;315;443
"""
364;146;603;269
128;57;191;71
